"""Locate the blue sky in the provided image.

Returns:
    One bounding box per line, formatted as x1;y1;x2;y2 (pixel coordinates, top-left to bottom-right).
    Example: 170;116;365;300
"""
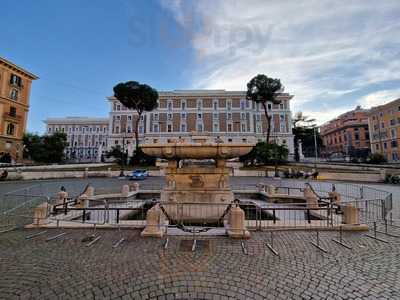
1;0;400;133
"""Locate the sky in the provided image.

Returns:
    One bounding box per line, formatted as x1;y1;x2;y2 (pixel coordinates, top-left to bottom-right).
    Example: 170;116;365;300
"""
1;0;400;133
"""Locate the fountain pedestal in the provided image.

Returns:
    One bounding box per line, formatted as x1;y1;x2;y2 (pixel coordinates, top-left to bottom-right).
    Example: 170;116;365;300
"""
141;140;254;236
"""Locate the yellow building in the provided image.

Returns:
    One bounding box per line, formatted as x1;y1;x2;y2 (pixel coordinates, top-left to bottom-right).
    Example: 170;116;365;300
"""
0;57;38;162
368;98;400;162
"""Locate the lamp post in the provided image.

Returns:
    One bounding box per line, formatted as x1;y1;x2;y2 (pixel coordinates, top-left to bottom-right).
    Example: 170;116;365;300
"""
119;134;126;177
313;126;318;170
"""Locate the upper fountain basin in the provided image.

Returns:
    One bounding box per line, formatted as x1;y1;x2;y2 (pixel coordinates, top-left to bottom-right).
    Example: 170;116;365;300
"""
141;143;255;159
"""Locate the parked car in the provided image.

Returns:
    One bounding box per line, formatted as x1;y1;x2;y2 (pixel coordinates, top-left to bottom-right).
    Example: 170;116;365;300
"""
128;169;149;180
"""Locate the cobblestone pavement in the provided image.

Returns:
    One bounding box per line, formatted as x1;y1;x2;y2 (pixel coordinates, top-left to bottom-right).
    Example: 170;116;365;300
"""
1;228;400;299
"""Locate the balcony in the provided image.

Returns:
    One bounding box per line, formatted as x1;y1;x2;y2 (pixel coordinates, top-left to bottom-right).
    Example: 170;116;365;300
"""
3;112;22;121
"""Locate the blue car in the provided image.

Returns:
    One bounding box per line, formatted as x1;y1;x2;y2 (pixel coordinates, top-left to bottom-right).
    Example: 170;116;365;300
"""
128;169;149;180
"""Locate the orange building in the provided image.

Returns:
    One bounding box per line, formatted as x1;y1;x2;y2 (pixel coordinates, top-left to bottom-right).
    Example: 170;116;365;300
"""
368;98;400;162
0;57;38;162
320;106;370;159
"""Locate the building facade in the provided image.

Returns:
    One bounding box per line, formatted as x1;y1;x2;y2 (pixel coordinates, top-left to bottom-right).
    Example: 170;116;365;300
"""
45;117;109;162
0;57;38;162
368;98;400;162
320;106;370;159
108;90;295;156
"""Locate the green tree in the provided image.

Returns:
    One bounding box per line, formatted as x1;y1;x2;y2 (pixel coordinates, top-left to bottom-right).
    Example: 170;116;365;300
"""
23;132;67;164
113;81;159;155
105;145;127;166
246;74;283;143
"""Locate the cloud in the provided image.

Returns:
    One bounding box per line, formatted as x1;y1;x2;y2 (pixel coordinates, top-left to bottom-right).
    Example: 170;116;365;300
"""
303;107;354;126
159;0;400;120
358;89;400;108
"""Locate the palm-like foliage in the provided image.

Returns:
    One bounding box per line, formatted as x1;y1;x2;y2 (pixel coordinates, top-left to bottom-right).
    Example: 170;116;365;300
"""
246;74;283;143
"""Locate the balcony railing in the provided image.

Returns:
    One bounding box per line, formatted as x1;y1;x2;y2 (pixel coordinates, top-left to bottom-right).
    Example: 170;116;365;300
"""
3;112;22;120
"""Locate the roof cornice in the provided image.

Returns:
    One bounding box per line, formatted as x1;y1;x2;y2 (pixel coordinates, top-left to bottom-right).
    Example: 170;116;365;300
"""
0;57;39;80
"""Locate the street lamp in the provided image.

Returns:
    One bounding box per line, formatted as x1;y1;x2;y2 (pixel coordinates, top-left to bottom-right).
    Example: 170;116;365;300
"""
313;126;318;170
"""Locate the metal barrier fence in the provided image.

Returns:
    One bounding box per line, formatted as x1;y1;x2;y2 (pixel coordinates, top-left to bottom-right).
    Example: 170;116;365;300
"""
1;179;394;230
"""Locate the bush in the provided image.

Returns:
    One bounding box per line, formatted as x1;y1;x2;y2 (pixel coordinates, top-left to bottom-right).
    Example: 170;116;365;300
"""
240;142;288;166
367;153;387;164
385;174;400;184
129;148;156;166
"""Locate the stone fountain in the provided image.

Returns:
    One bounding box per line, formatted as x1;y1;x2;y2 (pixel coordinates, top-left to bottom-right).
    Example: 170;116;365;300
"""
140;137;254;238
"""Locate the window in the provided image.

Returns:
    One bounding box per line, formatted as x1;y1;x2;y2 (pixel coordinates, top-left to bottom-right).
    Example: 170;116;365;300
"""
48;127;52;133
213;123;219;132
381;122;385;128
227;100;232;110
384;142;387;149
354;134;359;141
227;123;233;132
227;113;232;120
197;123;203;132
115;140;118;145
168;101;173;111
153;124;159;133
228;138;232;143
212;112;218;119
127;126;131;133
10;74;22;87
181;100;186;110
213;100;218;111
376;144;380;150
128;115;132;121
390;119;396;126
241;112;246;120
181;124;186;132
197;113;202;119
240;100;246;110
153;113;159;121
181;112;187;119
6;123;15;136
9;107;16;117
115;126;119;133
167;124;172;132
197;99;202;110
256;124;262;133
116;115;120;121
391;140;398;148
279;103;284;109
241;123;246;132
255;114;261;121
10;89;18;100
167;113;173;120
116;104;121;111
268;103;272;110
391;129;397;139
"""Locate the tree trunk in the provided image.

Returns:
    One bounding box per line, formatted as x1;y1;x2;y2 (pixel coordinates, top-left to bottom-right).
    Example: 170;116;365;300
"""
134;113;141;156
262;103;271;143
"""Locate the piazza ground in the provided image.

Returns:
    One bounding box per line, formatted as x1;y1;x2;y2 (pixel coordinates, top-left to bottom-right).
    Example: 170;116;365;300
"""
1;228;400;299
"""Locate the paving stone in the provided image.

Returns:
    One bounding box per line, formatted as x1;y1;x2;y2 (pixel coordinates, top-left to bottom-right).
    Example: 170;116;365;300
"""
0;229;400;299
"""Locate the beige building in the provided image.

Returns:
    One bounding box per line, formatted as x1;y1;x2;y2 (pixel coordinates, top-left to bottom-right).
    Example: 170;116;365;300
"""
108;89;295;156
368;98;400;162
0;57;38;162
44;117;109;162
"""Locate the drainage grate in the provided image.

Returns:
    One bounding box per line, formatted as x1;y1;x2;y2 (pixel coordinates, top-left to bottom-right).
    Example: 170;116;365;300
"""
179;240;210;253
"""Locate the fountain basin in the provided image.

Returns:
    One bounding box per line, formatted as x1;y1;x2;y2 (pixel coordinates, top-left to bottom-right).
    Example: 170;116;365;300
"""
141;143;254;159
